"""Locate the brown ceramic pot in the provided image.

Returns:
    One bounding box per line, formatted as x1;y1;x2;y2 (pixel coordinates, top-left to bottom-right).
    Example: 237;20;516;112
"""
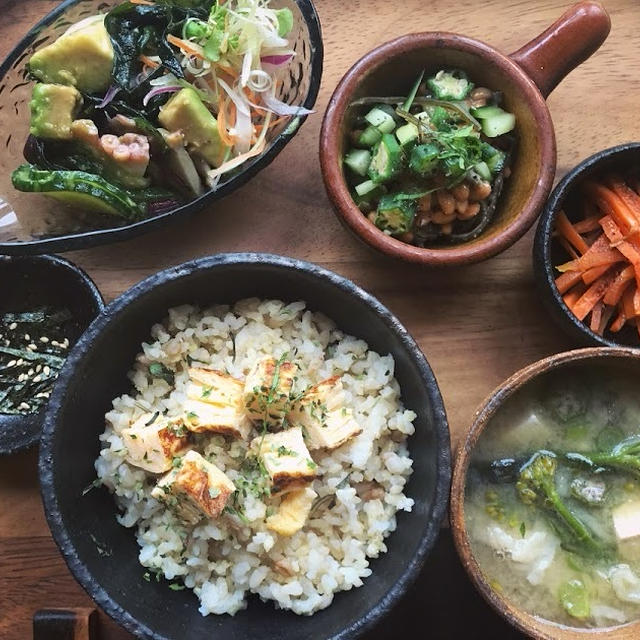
450;347;640;639
319;2;611;267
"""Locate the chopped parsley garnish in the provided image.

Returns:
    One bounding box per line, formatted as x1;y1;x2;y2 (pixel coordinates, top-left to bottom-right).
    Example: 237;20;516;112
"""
186;411;198;420
169;583;185;591
149;362;175;385
277;445;297;457
307;459;318;470
201;386;212;399
82;478;102;496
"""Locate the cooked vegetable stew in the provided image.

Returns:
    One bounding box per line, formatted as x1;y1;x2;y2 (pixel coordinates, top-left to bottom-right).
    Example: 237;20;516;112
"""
343;70;516;246
554;171;640;340
13;0;307;221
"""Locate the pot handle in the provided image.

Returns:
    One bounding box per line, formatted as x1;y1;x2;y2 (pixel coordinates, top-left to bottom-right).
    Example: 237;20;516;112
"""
510;1;610;98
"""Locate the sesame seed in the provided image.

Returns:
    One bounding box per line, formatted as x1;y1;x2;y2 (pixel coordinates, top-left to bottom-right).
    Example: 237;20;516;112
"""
8;322;17;330
24;334;30;341
40;336;49;343
43;391;50;398
27;368;34;376
36;364;42;372
51;340;60;347
33;375;42;383
7;360;16;367
19;402;30;410
4;340;9;346
16;359;23;366
43;366;50;376
18;373;26;382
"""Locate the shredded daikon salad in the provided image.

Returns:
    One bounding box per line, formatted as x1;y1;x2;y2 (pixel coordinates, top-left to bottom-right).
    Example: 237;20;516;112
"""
142;0;312;187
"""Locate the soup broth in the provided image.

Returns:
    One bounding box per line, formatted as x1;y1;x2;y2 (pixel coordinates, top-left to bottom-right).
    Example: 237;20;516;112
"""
465;364;640;628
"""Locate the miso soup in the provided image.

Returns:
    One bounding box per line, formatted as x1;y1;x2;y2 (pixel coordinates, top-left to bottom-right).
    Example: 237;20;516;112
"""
465;363;640;628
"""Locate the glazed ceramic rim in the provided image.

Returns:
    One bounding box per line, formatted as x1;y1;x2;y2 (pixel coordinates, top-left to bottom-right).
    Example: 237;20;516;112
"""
319;32;556;267
0;253;104;455
39;252;451;640
450;346;640;639
533;142;640;348
0;0;323;255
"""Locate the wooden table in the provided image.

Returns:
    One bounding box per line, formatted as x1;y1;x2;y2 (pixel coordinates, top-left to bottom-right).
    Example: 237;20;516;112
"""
0;0;636;637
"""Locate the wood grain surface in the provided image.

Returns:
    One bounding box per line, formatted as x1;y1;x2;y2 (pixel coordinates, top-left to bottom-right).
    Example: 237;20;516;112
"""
0;0;637;638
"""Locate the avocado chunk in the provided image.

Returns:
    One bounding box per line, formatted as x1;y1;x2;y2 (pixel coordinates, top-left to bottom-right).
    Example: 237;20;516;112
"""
158;88;229;168
28;17;114;93
29;84;82;140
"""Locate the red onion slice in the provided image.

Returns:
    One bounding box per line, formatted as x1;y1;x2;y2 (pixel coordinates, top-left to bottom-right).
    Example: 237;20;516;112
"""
142;85;181;107
97;85;120;109
260;54;293;66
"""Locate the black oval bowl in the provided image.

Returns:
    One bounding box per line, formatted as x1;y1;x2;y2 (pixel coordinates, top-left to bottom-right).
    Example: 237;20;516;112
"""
0;0;322;255
0;254;104;454
39;253;451;640
533;142;640;348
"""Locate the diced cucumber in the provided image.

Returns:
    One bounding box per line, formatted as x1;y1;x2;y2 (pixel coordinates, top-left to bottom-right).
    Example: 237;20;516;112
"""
358;125;382;147
364;107;396;134
395;123;418;147
481;111;516;137
344;149;372;177
368;133;404;183
473;161;491;181
355;179;378;197
409;143;439;176
470;105;504;119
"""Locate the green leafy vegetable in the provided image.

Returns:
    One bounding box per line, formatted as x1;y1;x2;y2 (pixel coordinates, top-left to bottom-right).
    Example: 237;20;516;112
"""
149;362;175;384
559;578;590;619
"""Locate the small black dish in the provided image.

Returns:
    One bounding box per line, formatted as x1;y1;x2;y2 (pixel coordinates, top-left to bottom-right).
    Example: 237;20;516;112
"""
0;254;104;454
39;253;451;640
533;142;640;348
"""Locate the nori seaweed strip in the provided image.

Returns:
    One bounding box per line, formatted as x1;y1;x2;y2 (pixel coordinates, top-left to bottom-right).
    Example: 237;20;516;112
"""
1;311;46;323
0;346;65;367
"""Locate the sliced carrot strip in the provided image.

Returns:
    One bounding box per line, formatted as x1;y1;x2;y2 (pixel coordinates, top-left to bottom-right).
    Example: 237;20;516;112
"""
139;54;159;69
573;215;602;234
607;176;640;226
610;308;627;332
131;0;154;4
570;269;621;322
603;265;635;305
598;305;614;335
167;34;205;59
555;271;583;295
556;234;624;273
555;210;590;255
582;264;611;285
590;301;604;333
584;181;638;235
563;282;587;309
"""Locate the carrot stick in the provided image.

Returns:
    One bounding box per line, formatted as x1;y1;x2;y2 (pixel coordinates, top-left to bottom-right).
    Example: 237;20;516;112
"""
555;271;583;295
610;308;627;332
556;234;624;273
582;264;611;285
590;301;604;333
570;269;621;321
557;237;580;261
598;305;614;335
139;54;159;69
623;285;638;320
216;94;235;147
603;264;635;305
131;0;154;4
555;210;590;255
573;215;602;234
607;176;640;226
167;34;205;59
563;282;587;309
584;181;638;234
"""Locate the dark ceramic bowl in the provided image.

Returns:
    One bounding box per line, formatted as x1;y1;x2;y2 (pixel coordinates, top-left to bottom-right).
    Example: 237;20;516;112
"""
451;347;640;639
533;143;640;348
0;254;104;454
39;253;451;640
319;2;610;267
0;0;322;255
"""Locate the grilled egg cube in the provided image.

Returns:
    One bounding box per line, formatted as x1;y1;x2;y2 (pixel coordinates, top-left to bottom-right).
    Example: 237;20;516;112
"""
122;413;190;473
244;357;297;427
151;450;235;524
251;427;317;493
288;376;362;450
266;487;317;536
184;367;252;439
